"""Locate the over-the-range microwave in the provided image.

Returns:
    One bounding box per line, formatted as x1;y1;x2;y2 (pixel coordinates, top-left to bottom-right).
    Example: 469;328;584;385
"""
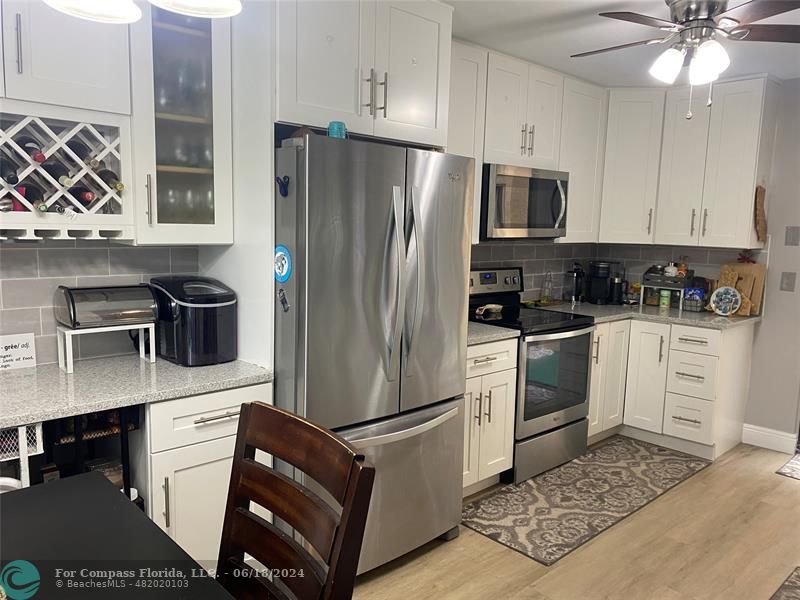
480;164;569;240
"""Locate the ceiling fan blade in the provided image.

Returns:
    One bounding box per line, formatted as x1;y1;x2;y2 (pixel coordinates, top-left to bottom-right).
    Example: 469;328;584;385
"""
571;38;665;58
715;0;800;26
599;11;680;30
733;23;800;41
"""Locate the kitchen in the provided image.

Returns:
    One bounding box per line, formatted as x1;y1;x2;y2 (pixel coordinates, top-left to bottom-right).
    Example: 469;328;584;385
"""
0;0;799;599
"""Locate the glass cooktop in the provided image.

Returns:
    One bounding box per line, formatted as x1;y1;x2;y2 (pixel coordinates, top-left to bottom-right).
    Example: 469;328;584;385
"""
471;306;594;335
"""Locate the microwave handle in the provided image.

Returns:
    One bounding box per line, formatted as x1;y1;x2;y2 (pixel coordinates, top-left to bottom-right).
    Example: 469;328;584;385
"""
554;179;566;229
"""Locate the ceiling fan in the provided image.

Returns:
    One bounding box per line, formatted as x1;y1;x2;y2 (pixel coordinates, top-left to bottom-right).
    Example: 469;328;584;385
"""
572;0;800;85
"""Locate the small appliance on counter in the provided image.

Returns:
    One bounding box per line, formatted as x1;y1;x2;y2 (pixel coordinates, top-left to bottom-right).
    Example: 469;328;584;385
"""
563;262;585;305
587;261;622;304
639;264;696;311
150;276;237;367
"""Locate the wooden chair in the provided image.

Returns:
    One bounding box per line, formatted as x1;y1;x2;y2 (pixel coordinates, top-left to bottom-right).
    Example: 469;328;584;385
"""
216;401;375;600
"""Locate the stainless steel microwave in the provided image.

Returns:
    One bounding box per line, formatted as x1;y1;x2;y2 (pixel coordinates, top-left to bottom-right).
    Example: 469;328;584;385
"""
480;164;569;240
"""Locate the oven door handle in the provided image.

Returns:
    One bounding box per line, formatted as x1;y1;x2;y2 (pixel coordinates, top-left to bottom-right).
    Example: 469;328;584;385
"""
523;326;595;343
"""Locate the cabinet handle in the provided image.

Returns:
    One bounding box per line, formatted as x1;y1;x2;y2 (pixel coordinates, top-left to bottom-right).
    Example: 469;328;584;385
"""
677;336;708;345
376;72;388;118
702;208;709;236
675;371;705;381
15;13;23;74
145;173;154;225
485;390;493;424
473;356;498;365
528;124;535;156
475;393;482;426
163;477;171;528
363;68;375;117
672;415;702;425
690;208;696;236
593;337;600;364
647;208;654;235
658;335;664;363
193;410;239;425
520;123;527;155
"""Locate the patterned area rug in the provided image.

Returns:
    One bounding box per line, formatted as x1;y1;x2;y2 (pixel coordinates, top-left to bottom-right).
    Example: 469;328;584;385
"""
770;567;800;600
462;435;710;566
777;454;800;481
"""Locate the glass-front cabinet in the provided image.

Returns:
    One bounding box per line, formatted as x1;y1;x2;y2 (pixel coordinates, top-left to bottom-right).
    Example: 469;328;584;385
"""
130;4;232;245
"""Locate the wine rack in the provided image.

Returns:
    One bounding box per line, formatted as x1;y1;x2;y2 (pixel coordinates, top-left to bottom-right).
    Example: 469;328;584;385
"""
0;100;134;241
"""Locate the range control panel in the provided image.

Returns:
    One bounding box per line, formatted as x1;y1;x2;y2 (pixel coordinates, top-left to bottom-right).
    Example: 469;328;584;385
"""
469;268;523;295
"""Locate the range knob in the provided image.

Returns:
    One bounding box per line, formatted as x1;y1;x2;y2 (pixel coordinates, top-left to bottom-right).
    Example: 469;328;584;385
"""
512;276;520;284
504;276;512;284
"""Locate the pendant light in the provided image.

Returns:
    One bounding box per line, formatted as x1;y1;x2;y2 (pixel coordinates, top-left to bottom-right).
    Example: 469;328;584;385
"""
148;0;242;18
689;39;730;86
43;0;141;23
649;47;686;84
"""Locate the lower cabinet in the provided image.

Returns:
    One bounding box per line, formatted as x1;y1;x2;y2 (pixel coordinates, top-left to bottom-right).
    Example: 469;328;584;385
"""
587;321;630;437
623;321;670;433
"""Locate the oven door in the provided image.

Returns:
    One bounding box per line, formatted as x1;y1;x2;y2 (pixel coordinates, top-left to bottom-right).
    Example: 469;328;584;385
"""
516;326;593;439
483;164;568;239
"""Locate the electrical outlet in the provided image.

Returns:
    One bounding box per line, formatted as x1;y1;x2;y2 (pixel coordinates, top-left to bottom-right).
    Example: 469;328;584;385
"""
780;272;797;293
785;226;800;247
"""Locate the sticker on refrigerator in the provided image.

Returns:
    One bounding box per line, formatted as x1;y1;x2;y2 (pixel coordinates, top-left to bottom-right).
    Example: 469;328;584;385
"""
274;245;292;283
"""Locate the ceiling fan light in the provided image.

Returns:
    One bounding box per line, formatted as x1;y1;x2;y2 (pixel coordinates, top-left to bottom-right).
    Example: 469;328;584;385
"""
649;48;685;84
148;0;242;18
43;0;141;23
690;39;731;85
698;39;731;72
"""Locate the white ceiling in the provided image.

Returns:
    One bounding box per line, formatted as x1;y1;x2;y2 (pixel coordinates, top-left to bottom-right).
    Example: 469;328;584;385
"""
450;0;800;87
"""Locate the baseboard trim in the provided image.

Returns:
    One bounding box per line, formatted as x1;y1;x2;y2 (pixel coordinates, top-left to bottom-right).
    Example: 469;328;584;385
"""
741;424;798;454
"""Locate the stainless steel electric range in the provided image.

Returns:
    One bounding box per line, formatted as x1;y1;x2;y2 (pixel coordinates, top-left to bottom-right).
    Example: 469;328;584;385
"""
469;267;595;483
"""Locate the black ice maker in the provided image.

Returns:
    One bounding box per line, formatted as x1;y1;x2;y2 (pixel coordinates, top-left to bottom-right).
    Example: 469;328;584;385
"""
149;276;237;367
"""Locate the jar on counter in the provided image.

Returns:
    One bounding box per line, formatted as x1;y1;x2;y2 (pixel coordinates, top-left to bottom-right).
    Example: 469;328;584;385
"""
659;289;671;308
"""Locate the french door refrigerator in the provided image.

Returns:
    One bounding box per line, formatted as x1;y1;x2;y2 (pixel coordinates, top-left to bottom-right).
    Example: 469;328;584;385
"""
274;135;473;573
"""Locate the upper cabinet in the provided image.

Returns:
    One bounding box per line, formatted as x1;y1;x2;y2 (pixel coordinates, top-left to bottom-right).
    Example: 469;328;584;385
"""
484;53;563;169
558;78;607;243
446;41;487;245
129;4;233;245
599;88;665;244
1;0;131;114
276;0;452;147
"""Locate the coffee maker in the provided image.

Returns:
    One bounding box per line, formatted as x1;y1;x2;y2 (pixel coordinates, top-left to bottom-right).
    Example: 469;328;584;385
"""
587;261;621;304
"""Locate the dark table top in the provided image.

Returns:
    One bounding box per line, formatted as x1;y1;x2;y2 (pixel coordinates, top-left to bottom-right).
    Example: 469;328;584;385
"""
0;472;233;599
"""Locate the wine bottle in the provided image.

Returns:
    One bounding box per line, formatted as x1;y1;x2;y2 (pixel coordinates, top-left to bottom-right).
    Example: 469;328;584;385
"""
13;135;46;163
67;187;96;204
41;161;75;187
1;156;19;185
51;197;77;215
16;184;48;212
66;140;91;160
96;168;125;192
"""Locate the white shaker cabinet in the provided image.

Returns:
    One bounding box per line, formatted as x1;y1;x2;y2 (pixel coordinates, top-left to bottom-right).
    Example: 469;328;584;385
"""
483;53;529;167
599;89;665;244
588;320;630;437
655;86;711;246
525;64;563;170
129;4;233;245
446;41;487;245
558;78;607;243
1;0;131;114
623;320;670;433
462;377;482;488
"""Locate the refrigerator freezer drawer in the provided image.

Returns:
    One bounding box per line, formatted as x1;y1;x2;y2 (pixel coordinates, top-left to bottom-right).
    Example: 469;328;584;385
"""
339;398;464;574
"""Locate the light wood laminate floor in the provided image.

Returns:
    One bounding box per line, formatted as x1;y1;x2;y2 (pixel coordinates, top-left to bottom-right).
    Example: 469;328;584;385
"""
354;444;800;600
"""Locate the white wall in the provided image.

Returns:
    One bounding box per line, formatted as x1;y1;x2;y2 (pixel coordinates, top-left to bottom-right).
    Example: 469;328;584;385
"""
199;1;275;368
743;78;800;445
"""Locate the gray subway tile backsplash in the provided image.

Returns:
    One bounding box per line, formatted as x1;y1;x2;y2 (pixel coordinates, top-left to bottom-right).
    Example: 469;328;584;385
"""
0;242;198;364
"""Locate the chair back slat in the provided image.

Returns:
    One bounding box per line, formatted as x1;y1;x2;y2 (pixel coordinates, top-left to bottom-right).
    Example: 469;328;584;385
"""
237;457;339;561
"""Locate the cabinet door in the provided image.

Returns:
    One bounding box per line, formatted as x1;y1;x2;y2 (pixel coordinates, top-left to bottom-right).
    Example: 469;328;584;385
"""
701;78;766;248
599;89;665;244
558;78;607;243
150;436;235;568
623;321;669;433
477;369;516;480
655;87;710;246
130;4;233;245
373;0;452;146
484;53;528;167
1;1;131;114
525;64;563;169
587;323;608;437
463;377;482;488
276;0;375;135
602;320;630;429
446;41;487;245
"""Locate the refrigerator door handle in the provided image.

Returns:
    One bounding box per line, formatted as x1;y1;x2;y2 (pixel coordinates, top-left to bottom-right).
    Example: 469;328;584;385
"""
348;407;459;449
387;185;406;381
404;186;424;374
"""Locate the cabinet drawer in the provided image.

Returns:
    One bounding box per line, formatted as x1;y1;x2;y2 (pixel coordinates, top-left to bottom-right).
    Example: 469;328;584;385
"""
149;384;270;453
670;325;721;356
466;339;518;378
667;350;718;401
663;393;713;445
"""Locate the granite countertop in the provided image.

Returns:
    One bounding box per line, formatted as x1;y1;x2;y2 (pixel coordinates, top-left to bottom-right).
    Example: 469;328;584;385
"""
467;321;520;345
0;356;273;429
538;303;761;330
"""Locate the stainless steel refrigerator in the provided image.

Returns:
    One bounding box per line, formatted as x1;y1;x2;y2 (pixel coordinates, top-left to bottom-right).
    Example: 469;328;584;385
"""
274;135;473;573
